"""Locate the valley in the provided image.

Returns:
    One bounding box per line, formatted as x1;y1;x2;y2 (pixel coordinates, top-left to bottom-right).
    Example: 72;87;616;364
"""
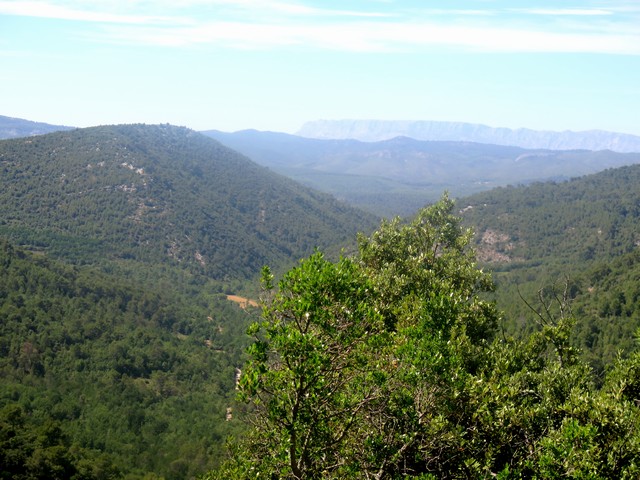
204;129;640;216
0;117;639;479
0;123;376;479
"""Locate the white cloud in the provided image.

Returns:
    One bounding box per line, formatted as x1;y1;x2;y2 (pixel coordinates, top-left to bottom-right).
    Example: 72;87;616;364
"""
224;0;390;18
517;8;613;16
2;0;639;55
94;17;640;55
0;0;178;24
0;0;390;22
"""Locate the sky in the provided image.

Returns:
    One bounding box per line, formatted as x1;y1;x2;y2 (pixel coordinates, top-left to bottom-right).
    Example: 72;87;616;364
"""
1;0;639;135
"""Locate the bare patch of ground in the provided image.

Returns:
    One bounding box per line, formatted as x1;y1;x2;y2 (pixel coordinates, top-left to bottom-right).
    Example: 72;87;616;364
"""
477;228;521;264
227;294;259;309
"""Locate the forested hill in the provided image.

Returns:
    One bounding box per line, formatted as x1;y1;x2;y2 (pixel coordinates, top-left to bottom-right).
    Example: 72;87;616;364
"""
462;164;640;266
460;164;640;371
0;124;377;280
0;124;378;478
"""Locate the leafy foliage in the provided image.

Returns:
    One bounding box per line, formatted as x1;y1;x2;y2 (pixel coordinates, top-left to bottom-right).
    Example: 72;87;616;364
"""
207;195;640;479
238;255;384;478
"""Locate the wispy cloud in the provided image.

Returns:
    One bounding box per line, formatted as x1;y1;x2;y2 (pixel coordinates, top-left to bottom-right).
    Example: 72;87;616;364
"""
161;0;392;19
516;8;613;16
0;0;178;24
2;0;639;54
98;20;640;55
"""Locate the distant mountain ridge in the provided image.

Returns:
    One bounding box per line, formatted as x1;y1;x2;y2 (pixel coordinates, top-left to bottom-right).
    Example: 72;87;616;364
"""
205;129;640;216
0;114;74;139
297;120;640;153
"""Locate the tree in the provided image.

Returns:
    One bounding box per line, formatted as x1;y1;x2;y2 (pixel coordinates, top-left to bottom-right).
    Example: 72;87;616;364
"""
234;253;386;478
350;193;499;477
206;195;640;479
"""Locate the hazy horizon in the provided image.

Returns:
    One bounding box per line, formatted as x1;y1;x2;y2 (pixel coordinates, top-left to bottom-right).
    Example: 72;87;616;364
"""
2;0;639;135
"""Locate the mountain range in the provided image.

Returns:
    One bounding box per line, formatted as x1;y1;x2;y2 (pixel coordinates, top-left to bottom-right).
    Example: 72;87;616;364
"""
4;115;640;218
204;129;640;216
3;115;640;154
297;119;640;153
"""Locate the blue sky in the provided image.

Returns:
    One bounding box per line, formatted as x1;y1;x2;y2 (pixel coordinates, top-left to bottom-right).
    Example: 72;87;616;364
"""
1;0;639;134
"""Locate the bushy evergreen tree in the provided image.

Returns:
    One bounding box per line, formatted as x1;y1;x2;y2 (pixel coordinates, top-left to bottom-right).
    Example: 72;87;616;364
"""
206;195;640;479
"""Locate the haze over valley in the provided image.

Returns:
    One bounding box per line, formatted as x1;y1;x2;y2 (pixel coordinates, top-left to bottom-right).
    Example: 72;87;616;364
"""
204;126;640;216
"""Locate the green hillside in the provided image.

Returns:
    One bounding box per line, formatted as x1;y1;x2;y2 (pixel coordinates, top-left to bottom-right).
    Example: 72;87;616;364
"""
460;165;640;373
0;124;377;282
0;238;252;479
3;123;639;478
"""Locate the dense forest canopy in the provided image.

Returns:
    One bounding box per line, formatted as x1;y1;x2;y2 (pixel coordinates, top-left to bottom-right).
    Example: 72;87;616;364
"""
0;124;377;282
0;238;253;478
